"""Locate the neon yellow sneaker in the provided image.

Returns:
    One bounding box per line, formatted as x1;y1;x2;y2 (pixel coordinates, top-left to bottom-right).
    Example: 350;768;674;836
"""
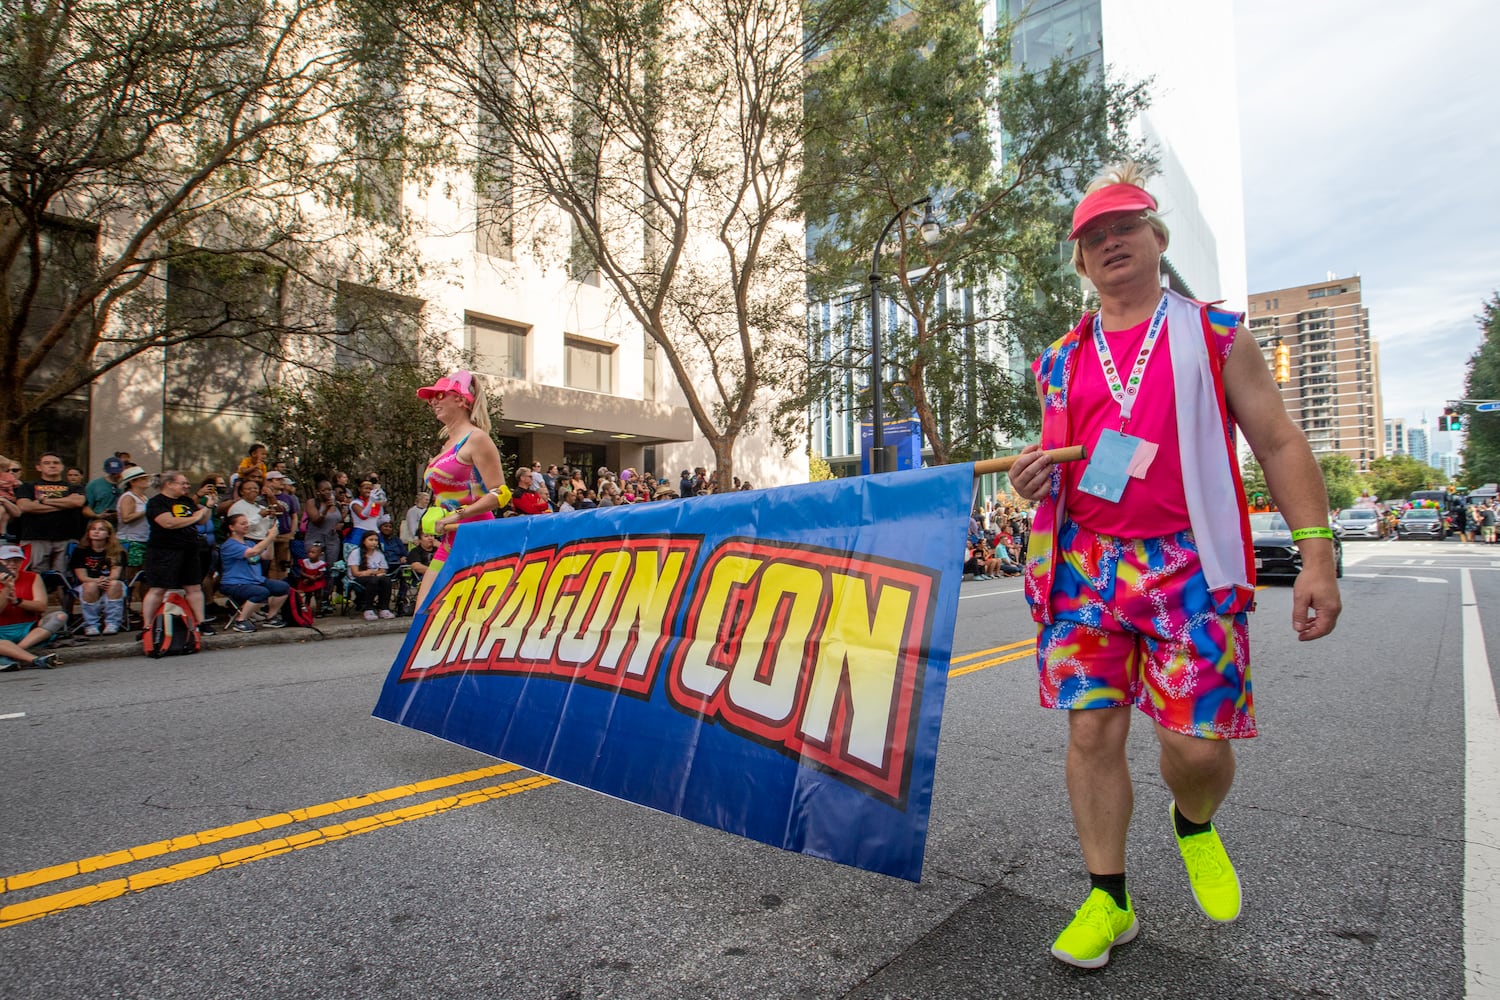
1050;888;1138;969
1171;802;1242;922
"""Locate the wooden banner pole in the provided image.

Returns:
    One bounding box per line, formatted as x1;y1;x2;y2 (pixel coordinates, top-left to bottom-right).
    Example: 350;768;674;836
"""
972;446;1086;478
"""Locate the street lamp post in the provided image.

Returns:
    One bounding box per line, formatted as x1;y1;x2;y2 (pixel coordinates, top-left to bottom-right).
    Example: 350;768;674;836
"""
869;197;941;474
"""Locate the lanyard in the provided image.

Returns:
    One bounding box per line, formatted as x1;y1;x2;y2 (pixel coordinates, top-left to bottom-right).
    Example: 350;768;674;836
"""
1092;293;1169;427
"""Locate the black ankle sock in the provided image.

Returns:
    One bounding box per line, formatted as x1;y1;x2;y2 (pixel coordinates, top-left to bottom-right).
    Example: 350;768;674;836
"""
1173;803;1213;838
1089;871;1128;909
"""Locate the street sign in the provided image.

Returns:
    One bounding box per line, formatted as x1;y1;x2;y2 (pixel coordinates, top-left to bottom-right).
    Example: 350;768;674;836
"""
1476;402;1500;412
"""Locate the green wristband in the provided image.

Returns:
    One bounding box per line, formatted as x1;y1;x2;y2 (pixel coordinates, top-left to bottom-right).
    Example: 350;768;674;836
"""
1290;526;1335;542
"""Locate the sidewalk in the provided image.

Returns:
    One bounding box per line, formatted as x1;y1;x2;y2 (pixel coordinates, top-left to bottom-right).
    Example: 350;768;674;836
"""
21;609;413;668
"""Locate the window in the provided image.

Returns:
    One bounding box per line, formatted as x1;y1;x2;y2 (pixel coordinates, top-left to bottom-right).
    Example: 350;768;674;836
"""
565;337;613;393
466;314;526;379
335;282;422;368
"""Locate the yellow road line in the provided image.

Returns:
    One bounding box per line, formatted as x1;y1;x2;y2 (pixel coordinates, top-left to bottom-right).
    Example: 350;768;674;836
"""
2;761;522;895
949;648;1034;678
949;639;1033;665
0;773;557;929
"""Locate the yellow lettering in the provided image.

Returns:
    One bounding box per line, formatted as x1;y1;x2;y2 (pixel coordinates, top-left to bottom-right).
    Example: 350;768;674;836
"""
725;562;823;726
677;554;760;696
556;550;634;666
407;576;476;672
800;573;911;768
443;567;514;665
517;554;592;662
599;547;689;679
473;560;547;663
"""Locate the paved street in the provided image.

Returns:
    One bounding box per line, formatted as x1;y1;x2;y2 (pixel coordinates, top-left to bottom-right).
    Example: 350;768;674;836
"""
1;539;1495;999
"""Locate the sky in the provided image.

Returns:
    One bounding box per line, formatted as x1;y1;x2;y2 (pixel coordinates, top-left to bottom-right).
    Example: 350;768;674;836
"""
1231;0;1500;432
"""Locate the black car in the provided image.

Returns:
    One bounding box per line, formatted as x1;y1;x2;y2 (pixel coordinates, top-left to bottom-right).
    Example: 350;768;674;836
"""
1396;508;1445;540
1249;512;1344;580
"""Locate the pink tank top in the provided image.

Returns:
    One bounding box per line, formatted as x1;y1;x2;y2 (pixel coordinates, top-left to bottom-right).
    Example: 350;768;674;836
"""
1060;315;1230;538
424;434;492;524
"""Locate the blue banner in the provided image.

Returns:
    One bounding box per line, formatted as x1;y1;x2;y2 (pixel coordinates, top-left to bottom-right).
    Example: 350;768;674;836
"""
372;463;973;880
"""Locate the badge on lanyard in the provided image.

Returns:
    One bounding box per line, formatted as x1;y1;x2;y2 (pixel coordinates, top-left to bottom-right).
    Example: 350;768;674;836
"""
1078;296;1167;504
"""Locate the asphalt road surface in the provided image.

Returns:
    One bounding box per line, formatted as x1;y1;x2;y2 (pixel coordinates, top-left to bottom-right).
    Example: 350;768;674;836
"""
2;539;1495;999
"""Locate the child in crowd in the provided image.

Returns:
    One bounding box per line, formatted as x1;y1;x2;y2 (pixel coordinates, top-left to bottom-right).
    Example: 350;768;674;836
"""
297;542;330;614
69;518;127;635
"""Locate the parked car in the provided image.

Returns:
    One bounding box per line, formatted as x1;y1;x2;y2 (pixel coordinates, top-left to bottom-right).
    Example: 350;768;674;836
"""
1396;508;1445;540
1249;512;1344;580
1333;507;1386;540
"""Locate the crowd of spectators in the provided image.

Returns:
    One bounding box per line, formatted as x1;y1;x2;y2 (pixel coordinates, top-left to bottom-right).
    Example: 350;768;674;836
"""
0;445;749;667
964;497;1034;581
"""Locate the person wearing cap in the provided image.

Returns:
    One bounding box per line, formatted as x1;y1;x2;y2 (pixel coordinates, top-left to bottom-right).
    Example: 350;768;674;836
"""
85;457;127;521
413;369;512;611
1006;161;1341;969
0;542;65;670
264;470;299;579
114;466;154;586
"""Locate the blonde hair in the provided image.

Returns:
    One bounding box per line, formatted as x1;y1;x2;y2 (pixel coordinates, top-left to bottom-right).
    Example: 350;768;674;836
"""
1071;160;1171;278
468;374;493;434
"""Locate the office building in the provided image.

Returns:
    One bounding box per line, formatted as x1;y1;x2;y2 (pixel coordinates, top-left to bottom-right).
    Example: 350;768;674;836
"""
1385;417;1408;457
1246;275;1382;471
1409;424;1430;466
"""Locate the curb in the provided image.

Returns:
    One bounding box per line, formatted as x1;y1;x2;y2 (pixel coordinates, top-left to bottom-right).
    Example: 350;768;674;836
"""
20;614;413;668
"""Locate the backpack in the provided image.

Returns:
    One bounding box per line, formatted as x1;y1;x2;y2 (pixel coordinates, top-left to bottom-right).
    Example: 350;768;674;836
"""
282;585;321;630
143;591;202;658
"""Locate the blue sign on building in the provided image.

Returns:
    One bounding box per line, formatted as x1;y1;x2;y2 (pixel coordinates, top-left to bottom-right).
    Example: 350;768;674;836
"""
860;418;925;475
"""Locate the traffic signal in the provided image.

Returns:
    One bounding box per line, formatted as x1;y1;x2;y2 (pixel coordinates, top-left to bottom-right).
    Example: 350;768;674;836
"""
1452;411;1464;431
1273;342;1290;383
1441;406;1457;431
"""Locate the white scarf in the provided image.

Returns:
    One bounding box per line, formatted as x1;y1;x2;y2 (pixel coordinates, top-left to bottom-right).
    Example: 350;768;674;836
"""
1164;289;1251;598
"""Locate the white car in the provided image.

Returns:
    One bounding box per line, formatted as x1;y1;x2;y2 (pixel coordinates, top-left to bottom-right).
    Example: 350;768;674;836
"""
1333;507;1385;539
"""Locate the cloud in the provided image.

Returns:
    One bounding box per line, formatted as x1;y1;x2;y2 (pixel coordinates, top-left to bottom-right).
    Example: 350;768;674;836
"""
1235;0;1500;427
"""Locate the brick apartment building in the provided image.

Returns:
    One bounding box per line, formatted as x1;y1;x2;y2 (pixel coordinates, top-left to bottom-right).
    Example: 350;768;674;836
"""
1246;275;1382;471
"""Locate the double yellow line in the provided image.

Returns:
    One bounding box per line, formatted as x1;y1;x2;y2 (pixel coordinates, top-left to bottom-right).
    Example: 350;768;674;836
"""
948;638;1035;678
0;762;556;929
3;638;1034;929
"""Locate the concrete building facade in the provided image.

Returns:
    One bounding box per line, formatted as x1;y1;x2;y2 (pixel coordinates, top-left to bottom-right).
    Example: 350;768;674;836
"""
1246;275;1382;471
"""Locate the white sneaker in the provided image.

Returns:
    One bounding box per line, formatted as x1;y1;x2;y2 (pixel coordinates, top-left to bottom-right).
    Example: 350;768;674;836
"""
83;625;101;637
363;610;377;621
378;610;394;619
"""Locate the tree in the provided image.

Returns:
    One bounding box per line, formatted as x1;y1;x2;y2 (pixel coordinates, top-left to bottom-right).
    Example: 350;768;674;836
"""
0;0;436;458
1241;455;1267;504
383;0;873;492
1317;453;1360;510
1462;293;1500;486
798;1;1147;465
1366;453;1446;502
256;355;506;516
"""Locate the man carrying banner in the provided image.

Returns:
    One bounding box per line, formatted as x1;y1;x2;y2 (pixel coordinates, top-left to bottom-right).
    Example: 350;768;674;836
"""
1007;162;1341;969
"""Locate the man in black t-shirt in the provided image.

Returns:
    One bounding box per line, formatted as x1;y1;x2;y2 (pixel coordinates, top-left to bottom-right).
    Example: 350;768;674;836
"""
142;470;215;633
14;452;86;574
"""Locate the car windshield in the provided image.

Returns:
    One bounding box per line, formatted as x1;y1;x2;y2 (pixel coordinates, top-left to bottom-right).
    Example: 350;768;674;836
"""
1340;510;1375;521
1404;510;1439;521
1249;513;1289;531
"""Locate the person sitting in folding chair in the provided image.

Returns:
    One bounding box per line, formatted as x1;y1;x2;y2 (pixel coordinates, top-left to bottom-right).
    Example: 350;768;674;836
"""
0;543;66;670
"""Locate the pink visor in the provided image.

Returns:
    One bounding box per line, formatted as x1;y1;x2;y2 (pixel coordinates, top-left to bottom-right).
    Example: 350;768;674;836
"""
416;370;476;403
1069;183;1158;240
